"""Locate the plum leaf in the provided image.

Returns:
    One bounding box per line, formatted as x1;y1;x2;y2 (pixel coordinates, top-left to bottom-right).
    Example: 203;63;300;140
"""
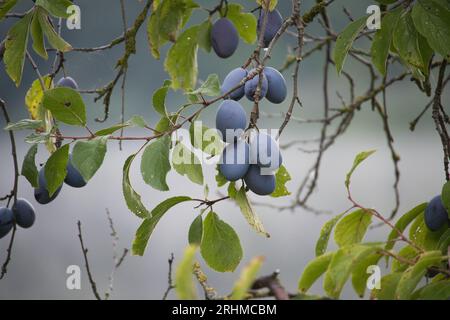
415;279;450;300
188;214;203;246
71;137;108;182
200;211;243;272
172;142;204;185
132;196;192;256
36;7;72;52
298;251;334;293
25;75;53;121
4;119;44;131
345;149;376;189
270;165;291;198
30;9;47;59
315;211;345;257
441;181;450;218
351;252;382;298
44;144;69;197
175;245;198;300
21;144;39;188
122;154;151;219
188;74;221;97
230;256;264;300
140;135;172;191
189;121;224;156
197;19;212;52
4;12;32;86
164;25;199;91
334;209;372;247
42;87;86;126
370;272;403;300
334;16;366;74
152;80;171;116
35;0;73;18
0;0;18;20
223;3;257;44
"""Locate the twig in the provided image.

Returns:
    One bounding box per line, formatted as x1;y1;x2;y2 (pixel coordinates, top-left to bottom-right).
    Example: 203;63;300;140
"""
162;253;175;300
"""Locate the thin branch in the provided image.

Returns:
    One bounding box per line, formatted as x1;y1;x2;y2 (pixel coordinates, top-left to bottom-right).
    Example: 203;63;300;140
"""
162;253;175;300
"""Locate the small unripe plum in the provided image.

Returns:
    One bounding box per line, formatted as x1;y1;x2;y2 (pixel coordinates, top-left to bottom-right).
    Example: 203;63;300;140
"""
244;165;276;195
0;207;13;239
34;167;62;205
56;76;78;90
211;18;239;58
64;154;86;188
221;68;248;100
424;195;449;231
216;100;247;142
12;198;35;229
219;140;250;181
257;9;283;48
244;69;268;101
264;67;287;104
249;132;282;170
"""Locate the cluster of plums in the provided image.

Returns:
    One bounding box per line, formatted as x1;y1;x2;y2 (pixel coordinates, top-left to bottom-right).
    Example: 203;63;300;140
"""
424;195;450;232
0;199;36;239
211;8;283;59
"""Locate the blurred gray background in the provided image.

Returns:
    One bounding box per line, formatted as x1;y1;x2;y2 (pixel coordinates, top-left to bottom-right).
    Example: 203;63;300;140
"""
0;0;448;299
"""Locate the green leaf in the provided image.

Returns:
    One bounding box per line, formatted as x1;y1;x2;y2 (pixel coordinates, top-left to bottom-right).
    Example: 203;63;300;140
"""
172;142;204;185
256;0;278;11
393;10;432;74
396;251;444;299
147;0;198;59
71;137;108;182
21;144;39;188
155;114;179;132
334;17;366;74
0;0;18;20
230;256;264;300
35;0;73;18
334;209;372;247
270;165;291;198
411;0;450;59
189;121;224;156
441;181;450;218
164;25;199;91
132;196;192;256
223;3;257;44
25;132;51;144
188;215;203;246
36;7;72;52
94;124;128;136
315;212;345;257
345;149;376;189
371;272;403;300
215;167;228;187
351;252;382;298
437;228;450;252
385;203;427;252
392;246;419;272
415;280;450;300
410;212;447;250
227;181;237;199
175;245;198;300
4;12;32;86
140;135;172;191
42;88;86;126
128;115;148;128
200;211;243;272
25;75;52;121
371;7;402;75
30;10;47;59
152;80;171;116
44;144;69;197
188;74;221;97
233;187;270;237
122;154;151;219
324;244;381;299
197;19;212;52
298;252;334;293
4;119;44;131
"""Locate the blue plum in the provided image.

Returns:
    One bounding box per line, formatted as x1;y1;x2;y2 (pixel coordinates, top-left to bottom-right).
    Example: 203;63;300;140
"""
0;207;13;239
264;67;287;104
12;198;35;229
244;69;268;101
211;18;239;58
244;165;276;196
34;167;62;205
65;154;86;188
249;132;282;170
216;100;247;142
424;195;449;231
219;140;250;181
257;9;283;48
56;76;78;90
221;68;248;100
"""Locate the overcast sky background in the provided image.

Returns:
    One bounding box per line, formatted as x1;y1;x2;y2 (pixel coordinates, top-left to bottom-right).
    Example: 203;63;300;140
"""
0;0;448;299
